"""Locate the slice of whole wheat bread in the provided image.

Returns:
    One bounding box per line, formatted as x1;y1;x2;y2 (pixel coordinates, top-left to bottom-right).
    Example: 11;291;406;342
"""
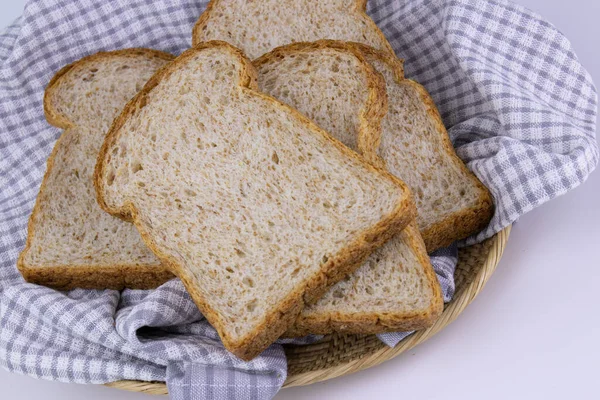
254;41;443;335
94;41;416;360
192;0;395;59
18;49;175;290
353;44;494;251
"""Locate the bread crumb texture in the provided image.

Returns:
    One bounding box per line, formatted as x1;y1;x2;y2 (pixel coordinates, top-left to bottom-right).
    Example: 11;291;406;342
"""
96;42;412;358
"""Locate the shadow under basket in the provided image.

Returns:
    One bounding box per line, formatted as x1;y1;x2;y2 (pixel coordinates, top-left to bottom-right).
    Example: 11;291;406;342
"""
105;226;511;394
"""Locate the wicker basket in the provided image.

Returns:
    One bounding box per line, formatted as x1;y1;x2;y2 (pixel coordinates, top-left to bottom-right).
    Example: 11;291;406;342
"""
106;226;511;395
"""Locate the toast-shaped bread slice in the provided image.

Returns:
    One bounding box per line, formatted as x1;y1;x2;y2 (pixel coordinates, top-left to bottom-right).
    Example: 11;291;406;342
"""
254;41;443;335
94;41;415;359
354;44;494;251
192;0;394;59
18;49;175;290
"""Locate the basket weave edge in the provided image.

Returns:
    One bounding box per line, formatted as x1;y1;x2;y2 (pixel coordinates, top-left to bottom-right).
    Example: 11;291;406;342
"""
283;225;510;387
105;225;511;395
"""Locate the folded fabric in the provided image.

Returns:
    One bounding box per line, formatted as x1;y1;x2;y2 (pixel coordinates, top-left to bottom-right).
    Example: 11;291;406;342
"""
0;0;597;399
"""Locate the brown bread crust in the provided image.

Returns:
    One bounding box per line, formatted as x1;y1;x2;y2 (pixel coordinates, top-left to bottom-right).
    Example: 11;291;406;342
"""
19;264;174;291
94;41;416;360
17;49;176;291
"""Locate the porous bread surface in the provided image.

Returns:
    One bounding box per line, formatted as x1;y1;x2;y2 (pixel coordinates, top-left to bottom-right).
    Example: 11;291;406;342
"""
254;42;442;336
254;41;387;160
192;0;394;59
18;49;174;290
46;52;170;132
95;42;414;359
357;45;494;251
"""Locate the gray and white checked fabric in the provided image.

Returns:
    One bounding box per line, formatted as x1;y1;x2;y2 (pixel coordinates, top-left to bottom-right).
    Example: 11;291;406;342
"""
0;0;597;399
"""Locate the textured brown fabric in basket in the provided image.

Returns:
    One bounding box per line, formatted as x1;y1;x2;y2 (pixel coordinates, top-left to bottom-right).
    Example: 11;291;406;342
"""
105;226;510;394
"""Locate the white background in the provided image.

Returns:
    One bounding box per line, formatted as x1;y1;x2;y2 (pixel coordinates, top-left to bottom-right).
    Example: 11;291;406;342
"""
0;0;599;399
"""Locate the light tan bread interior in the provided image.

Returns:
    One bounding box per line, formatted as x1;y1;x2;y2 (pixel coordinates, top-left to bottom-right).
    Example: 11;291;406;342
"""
95;42;415;359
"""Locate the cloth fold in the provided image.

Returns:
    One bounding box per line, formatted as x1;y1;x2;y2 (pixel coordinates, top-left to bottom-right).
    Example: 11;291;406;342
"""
0;1;597;399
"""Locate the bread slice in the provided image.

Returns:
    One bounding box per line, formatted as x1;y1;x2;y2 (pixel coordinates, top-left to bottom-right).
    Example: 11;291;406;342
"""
353;44;494;251
192;0;394;59
254;41;443;336
18;49;175;290
94;41;416;360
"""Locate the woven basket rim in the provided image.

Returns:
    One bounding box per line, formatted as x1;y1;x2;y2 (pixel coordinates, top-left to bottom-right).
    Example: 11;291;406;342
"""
105;226;511;395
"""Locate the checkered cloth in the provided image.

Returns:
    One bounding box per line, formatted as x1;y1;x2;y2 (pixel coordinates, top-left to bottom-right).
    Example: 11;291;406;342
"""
0;0;597;399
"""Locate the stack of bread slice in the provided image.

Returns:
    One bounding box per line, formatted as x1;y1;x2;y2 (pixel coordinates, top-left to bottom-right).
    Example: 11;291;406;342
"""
18;0;493;360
